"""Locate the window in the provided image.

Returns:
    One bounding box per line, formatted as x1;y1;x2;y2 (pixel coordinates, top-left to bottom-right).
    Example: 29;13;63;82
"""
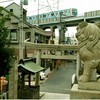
56;12;58;15
40;15;42;18
8;30;17;41
10;9;13;12
11;30;17;40
59;12;63;15
72;9;77;16
43;14;46;17
51;13;54;16
29;17;32;19
25;32;31;41
36;15;38;18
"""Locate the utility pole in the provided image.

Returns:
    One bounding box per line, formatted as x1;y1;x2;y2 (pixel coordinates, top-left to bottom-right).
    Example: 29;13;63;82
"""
38;0;39;26
57;0;59;10
19;0;28;60
19;0;24;60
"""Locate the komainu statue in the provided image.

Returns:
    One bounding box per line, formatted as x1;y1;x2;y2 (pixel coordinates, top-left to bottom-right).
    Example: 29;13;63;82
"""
76;22;100;82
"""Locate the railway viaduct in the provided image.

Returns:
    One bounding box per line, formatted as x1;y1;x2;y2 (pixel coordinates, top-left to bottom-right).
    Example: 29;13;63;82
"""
31;13;100;43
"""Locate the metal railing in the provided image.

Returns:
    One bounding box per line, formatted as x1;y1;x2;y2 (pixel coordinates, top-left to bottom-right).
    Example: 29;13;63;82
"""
0;91;8;99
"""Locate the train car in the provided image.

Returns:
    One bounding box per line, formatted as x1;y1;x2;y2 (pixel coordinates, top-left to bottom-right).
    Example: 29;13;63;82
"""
57;8;78;17
84;10;100;17
27;8;78;25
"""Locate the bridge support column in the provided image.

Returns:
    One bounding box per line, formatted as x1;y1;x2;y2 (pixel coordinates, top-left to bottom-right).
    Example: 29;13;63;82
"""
50;26;55;40
58;25;66;44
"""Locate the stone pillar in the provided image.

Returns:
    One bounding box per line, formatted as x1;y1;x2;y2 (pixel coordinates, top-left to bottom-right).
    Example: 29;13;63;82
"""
76;51;81;79
8;61;18;99
35;50;41;86
31;29;35;43
50;26;55;39
58;25;61;44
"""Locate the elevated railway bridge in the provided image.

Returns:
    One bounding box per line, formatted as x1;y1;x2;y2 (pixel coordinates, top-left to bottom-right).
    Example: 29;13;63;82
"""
27;9;100;44
27;14;100;30
38;15;100;43
38;15;100;28
27;15;100;43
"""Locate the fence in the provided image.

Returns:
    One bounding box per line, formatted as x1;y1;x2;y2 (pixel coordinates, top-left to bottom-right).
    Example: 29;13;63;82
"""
0;91;8;99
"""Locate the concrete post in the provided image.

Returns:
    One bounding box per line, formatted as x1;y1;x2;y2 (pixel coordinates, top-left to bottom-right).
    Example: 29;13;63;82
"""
35;50;41;86
8;61;18;99
19;0;24;59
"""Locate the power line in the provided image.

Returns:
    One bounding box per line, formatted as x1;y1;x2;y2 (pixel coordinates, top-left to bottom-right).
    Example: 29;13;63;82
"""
0;0;13;3
46;0;57;18
27;0;65;15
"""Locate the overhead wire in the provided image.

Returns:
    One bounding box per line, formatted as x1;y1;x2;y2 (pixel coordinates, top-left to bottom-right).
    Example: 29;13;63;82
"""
46;0;57;18
27;0;65;15
0;0;13;3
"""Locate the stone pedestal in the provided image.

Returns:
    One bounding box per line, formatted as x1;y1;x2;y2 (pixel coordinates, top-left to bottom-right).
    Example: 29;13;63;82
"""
70;84;100;99
78;82;100;91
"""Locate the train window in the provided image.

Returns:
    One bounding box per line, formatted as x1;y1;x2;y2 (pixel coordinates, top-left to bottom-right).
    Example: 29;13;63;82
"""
46;14;49;17
64;10;66;12
43;14;46;17
48;14;50;17
40;15;42;18
59;11;63;15
63;10;66;14
29;17;32;20
56;12;58;15
36;15;38;18
72;9;77;16
51;13;54;16
67;10;70;13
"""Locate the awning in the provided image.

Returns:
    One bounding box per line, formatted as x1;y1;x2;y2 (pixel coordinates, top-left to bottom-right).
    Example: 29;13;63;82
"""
18;61;44;74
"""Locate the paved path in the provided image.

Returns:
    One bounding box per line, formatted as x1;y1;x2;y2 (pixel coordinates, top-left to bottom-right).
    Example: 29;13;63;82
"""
40;61;76;94
40;92;70;99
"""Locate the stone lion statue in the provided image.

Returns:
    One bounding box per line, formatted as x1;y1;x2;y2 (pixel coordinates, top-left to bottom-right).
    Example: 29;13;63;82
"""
76;22;100;82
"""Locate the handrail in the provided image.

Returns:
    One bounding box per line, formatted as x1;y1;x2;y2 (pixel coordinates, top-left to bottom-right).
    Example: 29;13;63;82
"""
0;91;8;99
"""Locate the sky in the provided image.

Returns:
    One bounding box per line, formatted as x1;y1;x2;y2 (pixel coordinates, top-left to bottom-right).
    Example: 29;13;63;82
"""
1;0;100;15
0;0;100;37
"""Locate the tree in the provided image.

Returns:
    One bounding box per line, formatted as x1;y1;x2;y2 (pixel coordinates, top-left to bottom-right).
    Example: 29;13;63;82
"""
0;10;15;77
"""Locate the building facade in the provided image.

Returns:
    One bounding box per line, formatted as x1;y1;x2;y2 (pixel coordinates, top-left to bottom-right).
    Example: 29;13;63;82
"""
0;2;52;60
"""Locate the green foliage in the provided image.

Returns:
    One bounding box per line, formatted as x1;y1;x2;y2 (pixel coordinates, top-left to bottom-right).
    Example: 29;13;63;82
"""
0;12;15;76
0;48;14;76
